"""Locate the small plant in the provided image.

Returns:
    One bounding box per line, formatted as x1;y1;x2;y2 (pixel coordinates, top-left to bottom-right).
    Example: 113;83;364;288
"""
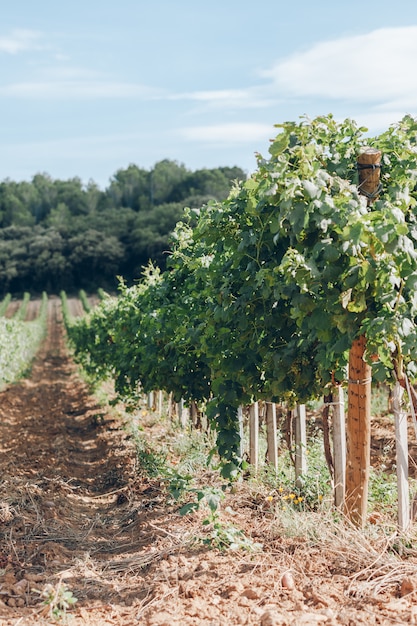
167;471;194;501
200;506;262;552
135;439;169;478
37;581;77;622
178;484;224;516
368;466;401;516
175;482;261;552
259;434;332;512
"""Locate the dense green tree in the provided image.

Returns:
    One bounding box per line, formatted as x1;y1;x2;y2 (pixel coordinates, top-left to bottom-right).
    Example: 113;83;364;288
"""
68;230;124;290
0;161;246;293
54;178;90;216
169;166;245;203
124;202;185;274
0;182;35;227
31;173;57;223
103;164;151;211
149;159;188;206
27;229;69;292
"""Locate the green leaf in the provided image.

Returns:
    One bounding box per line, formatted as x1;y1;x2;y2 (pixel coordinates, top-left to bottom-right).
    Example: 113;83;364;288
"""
205;491;222;512
269;132;289;157
302;180;320;199
347;292;367;312
270;216;281;234
179;502;199;516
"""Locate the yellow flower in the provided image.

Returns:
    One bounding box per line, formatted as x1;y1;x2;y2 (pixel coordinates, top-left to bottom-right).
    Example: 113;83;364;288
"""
278;487;284;493
265;495;273;502
318;494;323;501
297;497;303;503
289;493;295;500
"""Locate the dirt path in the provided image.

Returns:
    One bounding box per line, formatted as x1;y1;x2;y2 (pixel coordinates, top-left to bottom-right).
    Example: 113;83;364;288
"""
0;299;158;625
1;300;417;625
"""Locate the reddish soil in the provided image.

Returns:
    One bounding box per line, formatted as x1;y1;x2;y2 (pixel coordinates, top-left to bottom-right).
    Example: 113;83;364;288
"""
3;300;21;319
24;300;41;322
0;300;417;625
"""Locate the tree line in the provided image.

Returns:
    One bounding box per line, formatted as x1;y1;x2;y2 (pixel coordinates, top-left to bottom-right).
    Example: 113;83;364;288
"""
0;160;246;295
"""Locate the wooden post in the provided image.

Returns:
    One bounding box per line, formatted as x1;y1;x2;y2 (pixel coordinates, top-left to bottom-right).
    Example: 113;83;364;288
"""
357;147;382;205
393;381;410;531
332;385;346;509
177;399;189;428
157;390;163;417
190;401;199;429
266;402;278;473
237;406;245;459
147;391;154;410
345;336;372;526
345;148;381;527
249;402;259;469
167;392;174;421
295;404;307;485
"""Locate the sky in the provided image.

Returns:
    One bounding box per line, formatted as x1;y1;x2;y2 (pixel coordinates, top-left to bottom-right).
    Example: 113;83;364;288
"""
2;0;417;190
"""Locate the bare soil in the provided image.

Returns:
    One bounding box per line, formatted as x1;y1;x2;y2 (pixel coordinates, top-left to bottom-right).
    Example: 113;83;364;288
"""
0;299;417;625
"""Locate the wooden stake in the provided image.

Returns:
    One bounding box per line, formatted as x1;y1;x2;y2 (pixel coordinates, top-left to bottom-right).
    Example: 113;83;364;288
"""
393;381;410;531
345;335;372;527
295;404;307;485
167;392;175;421
266;402;278;473
237;406;244;459
357;148;382;205
344;148;381;527
332;386;346;509
177;398;189;428
249;402;259;469
147;391;155;410
157;390;163;417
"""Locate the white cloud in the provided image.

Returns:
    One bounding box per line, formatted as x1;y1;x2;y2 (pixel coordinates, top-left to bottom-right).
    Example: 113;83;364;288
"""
0;29;41;54
170;88;277;110
173;89;249;102
36;65;99;81
179;123;273;144
0;80;162;100
264;26;417;104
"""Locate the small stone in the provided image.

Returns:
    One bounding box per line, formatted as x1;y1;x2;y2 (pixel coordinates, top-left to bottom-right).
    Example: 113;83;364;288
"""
281;571;295;591
260;609;288;626
223;582;243;597
24;572;44;583
197;559;210;572
400;576;417;597
241;586;261;600
12;579;29;595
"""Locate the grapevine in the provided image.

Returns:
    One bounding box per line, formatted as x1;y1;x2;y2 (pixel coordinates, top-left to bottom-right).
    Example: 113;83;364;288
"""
68;114;417;479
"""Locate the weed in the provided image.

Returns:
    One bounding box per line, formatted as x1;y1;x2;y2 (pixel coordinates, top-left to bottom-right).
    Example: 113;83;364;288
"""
201;513;262;552
36;581;77;623
174;481;261;552
257;434;333;511
135;439;169;478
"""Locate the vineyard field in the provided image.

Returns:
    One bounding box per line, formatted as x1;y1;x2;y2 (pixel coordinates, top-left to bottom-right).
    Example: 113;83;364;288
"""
0;296;415;625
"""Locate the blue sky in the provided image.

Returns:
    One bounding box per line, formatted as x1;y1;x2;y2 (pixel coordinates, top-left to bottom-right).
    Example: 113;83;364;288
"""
2;0;417;189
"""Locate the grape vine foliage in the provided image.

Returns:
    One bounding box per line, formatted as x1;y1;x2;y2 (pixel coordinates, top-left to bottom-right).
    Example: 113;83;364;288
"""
69;114;417;479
